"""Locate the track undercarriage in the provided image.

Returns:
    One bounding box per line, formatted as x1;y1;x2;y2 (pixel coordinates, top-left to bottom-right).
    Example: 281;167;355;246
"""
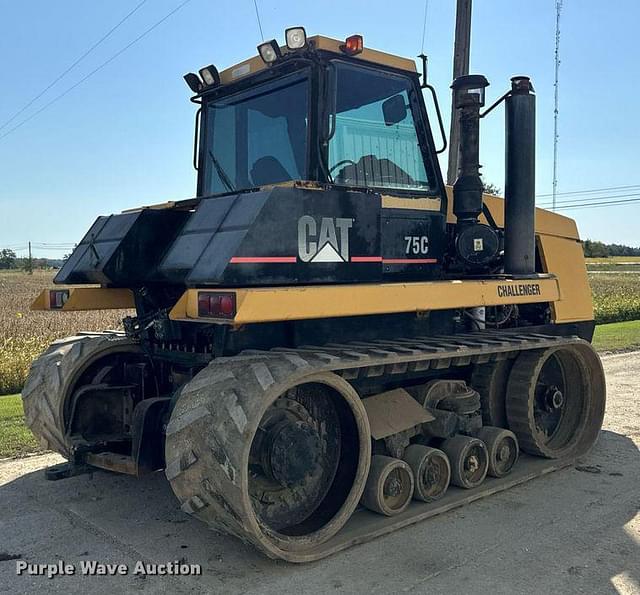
23;328;606;562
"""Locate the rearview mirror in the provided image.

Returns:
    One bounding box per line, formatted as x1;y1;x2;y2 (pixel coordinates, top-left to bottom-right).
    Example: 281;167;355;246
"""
382;94;408;126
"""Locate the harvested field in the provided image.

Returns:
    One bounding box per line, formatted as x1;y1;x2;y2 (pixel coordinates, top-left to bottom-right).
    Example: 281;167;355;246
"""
0;271;127;395
1;268;639;394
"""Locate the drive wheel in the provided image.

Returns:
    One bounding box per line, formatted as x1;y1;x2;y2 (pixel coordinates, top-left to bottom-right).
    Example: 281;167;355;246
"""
361;456;414;516
165;358;371;561
441;435;488;489
403;445;451;502
476;426;519;477
506;342;606;459
471;358;514;427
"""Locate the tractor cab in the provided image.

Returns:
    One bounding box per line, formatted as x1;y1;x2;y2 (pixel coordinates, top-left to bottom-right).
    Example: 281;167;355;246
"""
190;32;445;204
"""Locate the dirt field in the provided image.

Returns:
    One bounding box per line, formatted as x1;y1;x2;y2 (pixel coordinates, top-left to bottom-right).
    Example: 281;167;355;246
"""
0;352;638;594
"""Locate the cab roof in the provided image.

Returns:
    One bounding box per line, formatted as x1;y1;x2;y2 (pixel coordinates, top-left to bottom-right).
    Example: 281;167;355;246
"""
218;35;417;86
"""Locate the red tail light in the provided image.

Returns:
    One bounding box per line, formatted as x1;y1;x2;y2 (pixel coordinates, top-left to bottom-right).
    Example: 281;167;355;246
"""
197;292;236;319
49;289;69;309
341;34;364;55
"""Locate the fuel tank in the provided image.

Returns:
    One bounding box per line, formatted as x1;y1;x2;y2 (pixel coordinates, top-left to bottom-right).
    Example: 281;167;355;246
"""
55;186;446;287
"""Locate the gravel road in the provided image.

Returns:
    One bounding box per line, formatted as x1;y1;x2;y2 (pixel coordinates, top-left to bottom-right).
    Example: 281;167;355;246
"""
1;352;638;594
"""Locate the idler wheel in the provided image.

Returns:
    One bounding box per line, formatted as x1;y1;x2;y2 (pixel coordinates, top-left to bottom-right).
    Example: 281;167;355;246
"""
506;343;606;459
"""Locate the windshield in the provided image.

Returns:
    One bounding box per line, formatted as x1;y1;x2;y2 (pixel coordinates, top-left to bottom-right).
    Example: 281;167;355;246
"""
327;62;432;192
201;71;309;195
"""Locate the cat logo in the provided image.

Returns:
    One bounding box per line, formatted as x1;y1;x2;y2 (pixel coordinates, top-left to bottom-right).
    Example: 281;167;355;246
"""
298;216;354;263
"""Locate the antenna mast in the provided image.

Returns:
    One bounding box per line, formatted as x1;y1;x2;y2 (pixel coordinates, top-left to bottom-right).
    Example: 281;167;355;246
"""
552;0;563;211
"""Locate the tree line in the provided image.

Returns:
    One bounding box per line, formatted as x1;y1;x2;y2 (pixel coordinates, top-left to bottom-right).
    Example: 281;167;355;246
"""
0;249;66;270
582;240;640;258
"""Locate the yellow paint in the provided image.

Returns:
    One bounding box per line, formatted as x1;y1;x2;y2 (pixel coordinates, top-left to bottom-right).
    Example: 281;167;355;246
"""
443;186;591;323
381;196;442;211
31;288;135;311
169;277;560;325
538;235;593;323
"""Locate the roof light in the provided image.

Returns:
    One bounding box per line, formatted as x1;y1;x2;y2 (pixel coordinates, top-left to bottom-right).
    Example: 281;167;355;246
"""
183;72;202;93
198;64;220;88
257;40;282;64
341;34;363;56
285;26;307;50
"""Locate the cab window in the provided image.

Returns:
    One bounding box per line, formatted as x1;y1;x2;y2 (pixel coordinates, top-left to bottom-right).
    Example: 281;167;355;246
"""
328;62;432;192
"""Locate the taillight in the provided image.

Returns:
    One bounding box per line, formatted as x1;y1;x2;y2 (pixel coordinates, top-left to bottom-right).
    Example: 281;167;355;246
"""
341;34;364;56
49;289;69;309
197;292;236;319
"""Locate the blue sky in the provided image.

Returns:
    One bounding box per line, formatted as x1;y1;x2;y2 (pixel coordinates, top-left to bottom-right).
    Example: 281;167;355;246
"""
1;0;638;258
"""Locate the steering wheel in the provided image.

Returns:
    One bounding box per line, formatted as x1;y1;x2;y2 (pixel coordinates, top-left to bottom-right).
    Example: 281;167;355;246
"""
329;159;358;176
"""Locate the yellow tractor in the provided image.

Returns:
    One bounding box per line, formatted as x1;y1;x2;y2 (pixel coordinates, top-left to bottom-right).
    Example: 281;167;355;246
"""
24;29;605;562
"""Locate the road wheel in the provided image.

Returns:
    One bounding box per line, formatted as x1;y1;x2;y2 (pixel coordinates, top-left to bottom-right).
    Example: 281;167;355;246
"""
441;435;488;489
471;358;514;428
361;456;414;516
506;342;606;459
403;445;450;502
476;426;519;477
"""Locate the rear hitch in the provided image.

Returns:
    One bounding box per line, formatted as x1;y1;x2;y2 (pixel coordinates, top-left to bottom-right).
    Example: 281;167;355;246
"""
44;461;94;481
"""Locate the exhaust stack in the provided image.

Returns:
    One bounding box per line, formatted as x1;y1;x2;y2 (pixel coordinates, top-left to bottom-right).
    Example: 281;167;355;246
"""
504;76;536;276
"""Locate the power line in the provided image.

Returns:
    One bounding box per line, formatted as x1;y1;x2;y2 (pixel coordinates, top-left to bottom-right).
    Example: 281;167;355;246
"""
0;0;194;142
0;0;148;133
252;0;264;41
32;242;75;247
555;196;640;211
537;183;640;198
537;191;640;208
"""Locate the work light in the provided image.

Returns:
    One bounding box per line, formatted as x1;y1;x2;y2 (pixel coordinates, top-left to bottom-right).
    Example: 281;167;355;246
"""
285;26;307;50
199;65;220;87
258;40;282;64
183;72;202;93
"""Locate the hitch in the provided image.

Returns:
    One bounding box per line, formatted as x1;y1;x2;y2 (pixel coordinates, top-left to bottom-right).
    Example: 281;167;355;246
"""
44;461;94;481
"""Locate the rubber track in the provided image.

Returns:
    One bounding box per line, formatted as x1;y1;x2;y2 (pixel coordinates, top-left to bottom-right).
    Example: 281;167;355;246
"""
471;358;515;427
22;332;136;457
165;330;585;560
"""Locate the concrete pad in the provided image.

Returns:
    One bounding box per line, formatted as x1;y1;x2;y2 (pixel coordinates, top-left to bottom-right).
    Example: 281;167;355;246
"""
1;352;638;594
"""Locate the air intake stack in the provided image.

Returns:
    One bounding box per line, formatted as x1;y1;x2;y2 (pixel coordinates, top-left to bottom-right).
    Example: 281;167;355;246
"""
451;75;499;268
504;76;536;276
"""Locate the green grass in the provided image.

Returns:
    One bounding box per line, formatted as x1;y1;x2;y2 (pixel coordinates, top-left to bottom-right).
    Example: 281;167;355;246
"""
586;256;640;264
592;319;640;352
0;394;41;458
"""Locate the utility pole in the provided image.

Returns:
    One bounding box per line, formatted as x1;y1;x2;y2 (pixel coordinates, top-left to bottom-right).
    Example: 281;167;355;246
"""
446;0;473;186
27;241;33;274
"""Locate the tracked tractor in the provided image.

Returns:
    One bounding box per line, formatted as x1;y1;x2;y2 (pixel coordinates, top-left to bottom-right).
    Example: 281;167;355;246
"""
24;29;605;562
